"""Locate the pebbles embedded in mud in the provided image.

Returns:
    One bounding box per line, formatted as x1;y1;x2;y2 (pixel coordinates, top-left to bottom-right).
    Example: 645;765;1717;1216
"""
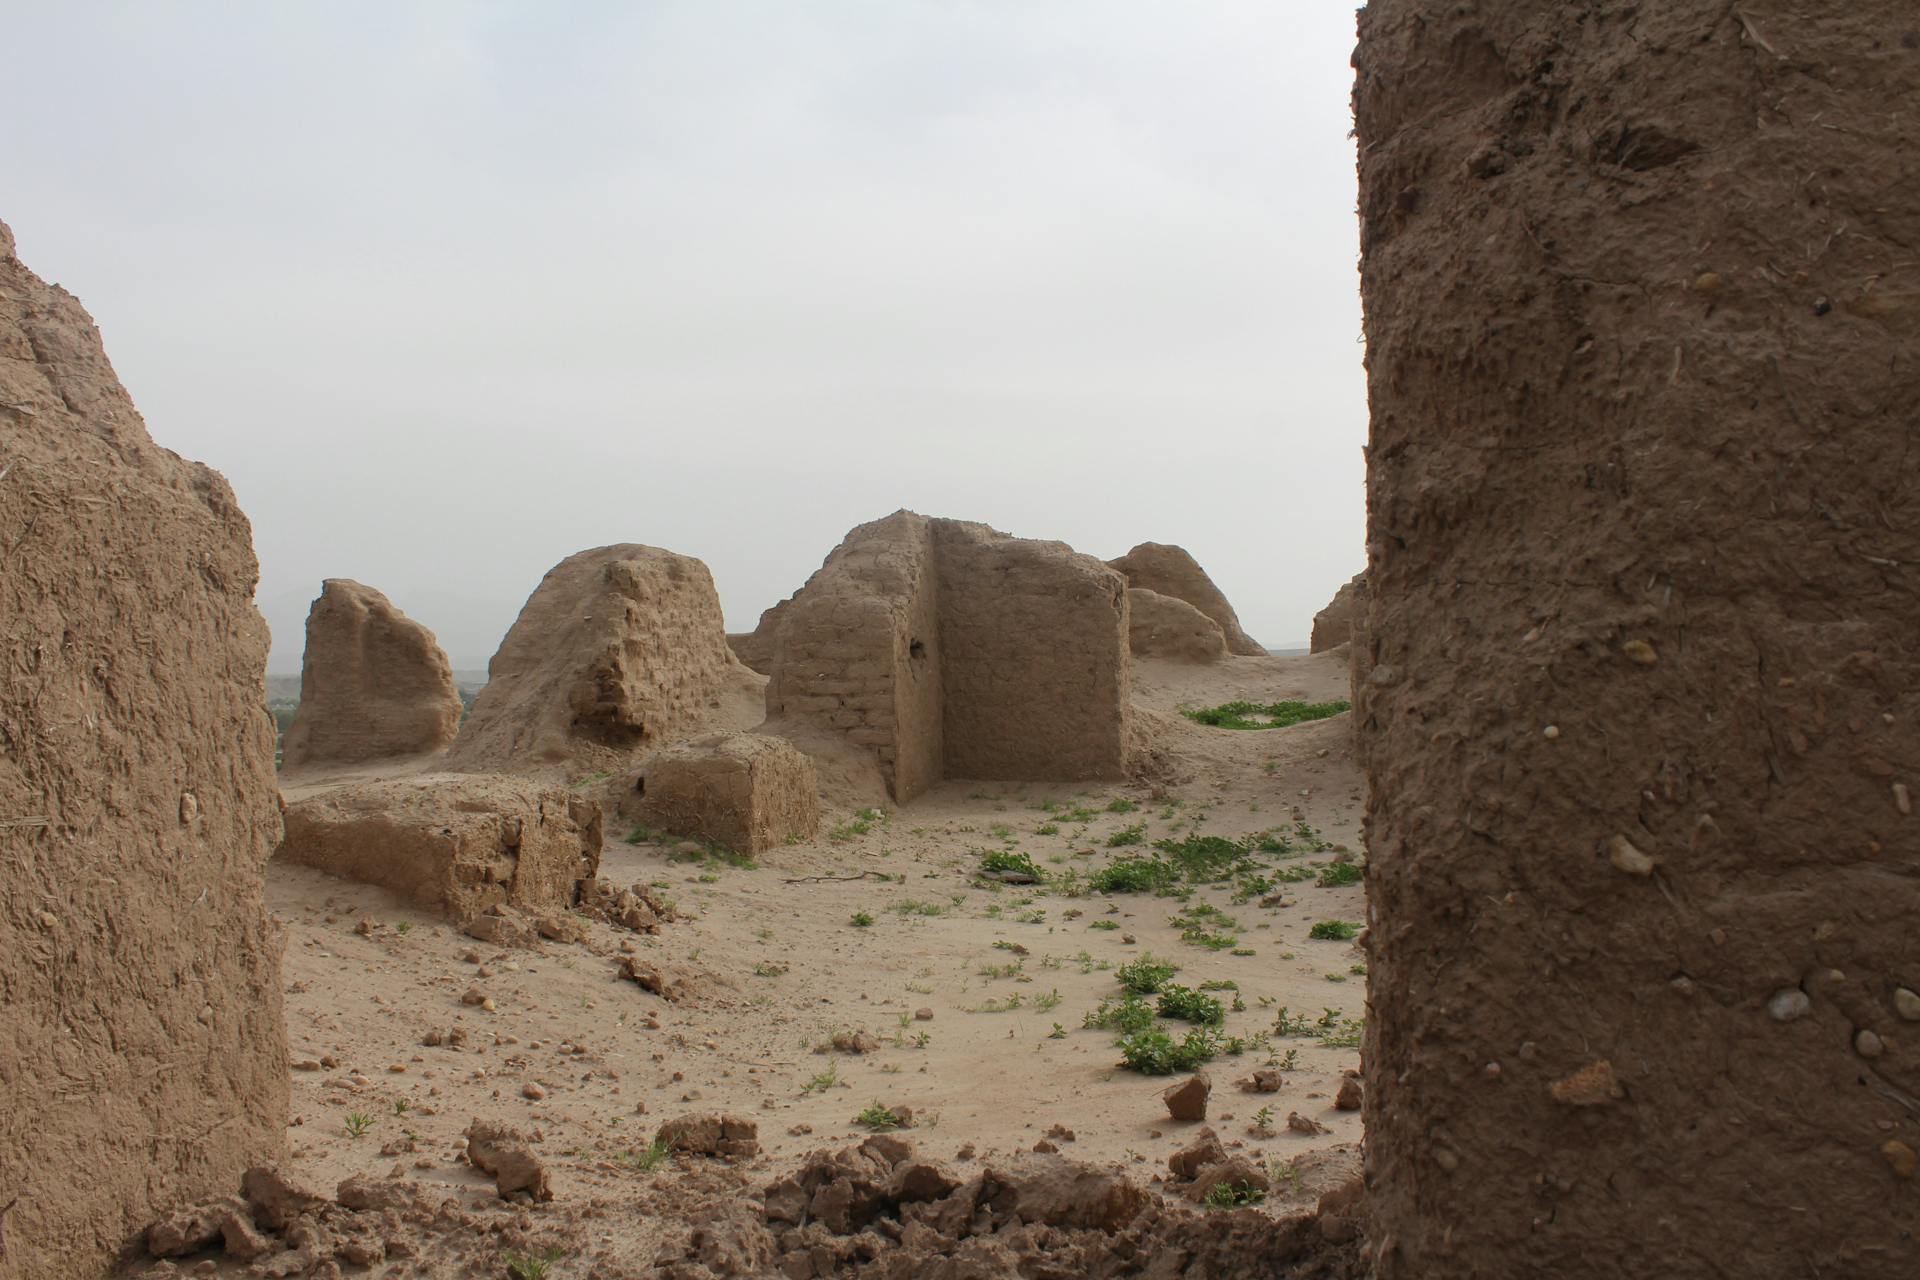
1542;724;1560;739
1884;1140;1918;1180
1767;989;1811;1022
1433;1147;1460;1172
1894;782;1912;815
1605;835;1655;876
1894;987;1920;1021
1855;1029;1886;1059
1620;639;1659;666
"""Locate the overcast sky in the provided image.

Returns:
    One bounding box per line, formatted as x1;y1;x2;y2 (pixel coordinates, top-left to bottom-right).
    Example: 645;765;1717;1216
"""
5;1;1364;670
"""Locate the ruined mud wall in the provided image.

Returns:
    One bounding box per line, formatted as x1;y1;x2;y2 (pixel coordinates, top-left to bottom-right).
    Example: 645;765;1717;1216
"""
764;512;944;800
936;522;1130;781
1309;574;1365;654
447;545;754;774
0;221;287;1277
1106;542;1265;656
282;578;462;767
1354;6;1919;1277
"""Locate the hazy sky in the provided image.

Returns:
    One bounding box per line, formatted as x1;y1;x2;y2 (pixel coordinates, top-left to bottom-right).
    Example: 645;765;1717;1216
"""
5;2;1365;670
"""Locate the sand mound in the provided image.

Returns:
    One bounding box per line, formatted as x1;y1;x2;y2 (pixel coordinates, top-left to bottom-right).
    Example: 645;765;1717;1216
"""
446;544;765;775
1309;574;1365;655
0;217;287;1276
1127;586;1230;662
764;511;1130;800
611;731;821;853
1106;542;1265;656
281;578;462;768
277;775;601;937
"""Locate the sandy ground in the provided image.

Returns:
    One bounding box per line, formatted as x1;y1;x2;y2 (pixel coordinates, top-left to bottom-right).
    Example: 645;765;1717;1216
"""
261;649;1365;1271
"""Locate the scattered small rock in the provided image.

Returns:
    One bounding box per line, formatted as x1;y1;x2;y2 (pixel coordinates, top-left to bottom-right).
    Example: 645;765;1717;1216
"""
1238;1069;1283;1094
522;1082;548;1101
1884;1139;1917;1180
914;1008;935;1021
1855;1029;1886;1059
658;1113;761;1160
826;1030;880;1054
1335;1078;1363;1111
1162;1072;1211;1123
464;1119;552;1201
1287;1112;1330;1136
1894;987;1920;1022
1169;1129;1226;1180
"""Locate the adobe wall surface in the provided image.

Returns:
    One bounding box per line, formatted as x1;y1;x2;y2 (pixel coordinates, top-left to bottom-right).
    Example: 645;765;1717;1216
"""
1127;587;1229;663
1354;5;1919;1277
764;511;944;801
1106;542;1265;656
446;545;759;775
0;219;287;1278
619;732;822;854
1308;574;1365;654
282;578;462;767
764;513;1130;798
278;775;601;927
935;521;1131;782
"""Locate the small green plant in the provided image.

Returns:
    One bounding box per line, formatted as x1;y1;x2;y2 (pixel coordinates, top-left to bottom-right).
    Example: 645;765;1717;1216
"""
343;1112;374;1139
621;1136;673;1172
1273;1006;1316;1036
1319;1016;1366;1049
1106;797;1138;814
1116;954;1180;994
1269;1159;1306;1194
1084;991;1157;1035
1048;1022;1068;1039
1203;1178;1267;1208
980;849;1045;880
1089;857;1169;893
1033;988;1063;1011
1198;979;1239;991
891;899;946;916
393;921;412;936
1116;1025;1221;1074
392;1099;410;1116
1317;862;1364;888
850;911;876;927
1181;699;1350;731
623;825;653;844
754;961;789;977
1155;984;1226;1025
1309;920;1359;941
1035;822;1060;835
505;1247;565;1280
966;993;1025;1013
804;1061;841;1094
1088;919;1120;931
1106;824;1147;847
1252;1105;1276;1134
855;1101;903;1130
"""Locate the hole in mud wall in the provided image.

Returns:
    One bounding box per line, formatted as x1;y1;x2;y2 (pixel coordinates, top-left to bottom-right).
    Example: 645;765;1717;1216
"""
633;776;646;796
909;638;927;660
